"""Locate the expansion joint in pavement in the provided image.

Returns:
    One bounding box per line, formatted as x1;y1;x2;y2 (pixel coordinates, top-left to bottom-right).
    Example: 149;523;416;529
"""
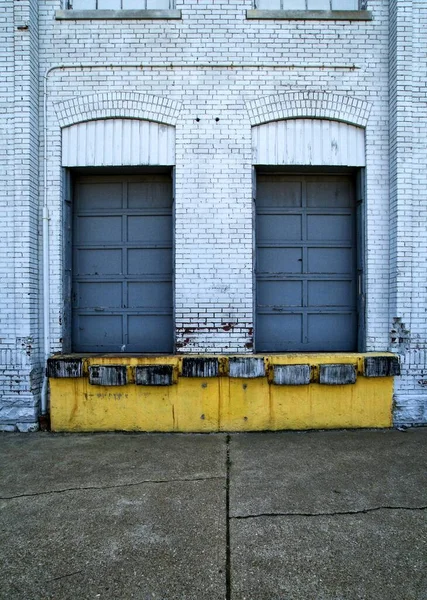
0;475;224;501
225;433;231;600
231;505;427;519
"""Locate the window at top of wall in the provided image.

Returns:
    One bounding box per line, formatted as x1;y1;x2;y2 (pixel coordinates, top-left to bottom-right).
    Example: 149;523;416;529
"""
254;0;363;9
69;0;173;8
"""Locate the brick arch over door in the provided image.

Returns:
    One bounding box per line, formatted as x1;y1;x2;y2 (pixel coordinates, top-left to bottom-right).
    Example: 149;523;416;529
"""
246;91;371;128
54;91;182;128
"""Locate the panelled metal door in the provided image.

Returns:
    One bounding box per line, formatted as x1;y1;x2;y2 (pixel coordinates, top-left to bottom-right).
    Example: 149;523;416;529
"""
72;174;173;353
256;174;357;352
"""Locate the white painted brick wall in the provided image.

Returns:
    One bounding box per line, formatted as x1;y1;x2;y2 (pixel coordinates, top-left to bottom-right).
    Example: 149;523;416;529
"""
0;0;41;431
390;0;427;424
0;0;426;427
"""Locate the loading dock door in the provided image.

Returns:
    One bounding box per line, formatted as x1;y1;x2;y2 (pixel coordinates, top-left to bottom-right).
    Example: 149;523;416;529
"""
72;174;173;353
256;174;357;352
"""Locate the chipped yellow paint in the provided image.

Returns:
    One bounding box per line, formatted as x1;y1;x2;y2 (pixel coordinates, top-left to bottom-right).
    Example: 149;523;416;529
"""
219;377;271;431
269;379;393;430
50;353;394;432
172;378;220;432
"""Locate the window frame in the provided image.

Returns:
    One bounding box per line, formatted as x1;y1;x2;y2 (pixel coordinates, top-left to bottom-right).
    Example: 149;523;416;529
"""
248;0;372;19
66;0;175;8
55;0;181;20
253;0;366;9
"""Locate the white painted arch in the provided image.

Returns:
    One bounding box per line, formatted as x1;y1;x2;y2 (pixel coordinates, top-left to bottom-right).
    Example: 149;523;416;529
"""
252;119;365;167
62;118;175;167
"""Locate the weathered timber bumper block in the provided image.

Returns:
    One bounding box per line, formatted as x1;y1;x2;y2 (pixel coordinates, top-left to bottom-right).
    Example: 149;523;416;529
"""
135;365;174;386
89;365;127;386
46;354;399;386
229;357;265;378
272;364;311;385
47;358;83;379
182;357;219;378
364;356;400;377
319;364;357;385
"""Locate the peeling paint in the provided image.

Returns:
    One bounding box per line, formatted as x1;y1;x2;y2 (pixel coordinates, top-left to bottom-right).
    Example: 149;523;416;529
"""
16;337;34;358
176;337;191;349
390;318;410;352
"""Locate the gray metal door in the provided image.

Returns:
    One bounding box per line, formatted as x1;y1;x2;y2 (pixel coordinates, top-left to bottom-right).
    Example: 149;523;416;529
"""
256;174;357;352
72;175;173;353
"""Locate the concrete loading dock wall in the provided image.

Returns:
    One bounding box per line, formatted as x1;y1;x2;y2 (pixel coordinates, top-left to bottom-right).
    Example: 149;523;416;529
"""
48;353;398;431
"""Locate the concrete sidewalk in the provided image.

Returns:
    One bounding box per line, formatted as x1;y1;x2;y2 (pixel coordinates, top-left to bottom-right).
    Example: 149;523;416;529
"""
1;429;426;600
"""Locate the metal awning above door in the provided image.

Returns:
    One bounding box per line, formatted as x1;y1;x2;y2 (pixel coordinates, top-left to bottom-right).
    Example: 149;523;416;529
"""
62;119;176;167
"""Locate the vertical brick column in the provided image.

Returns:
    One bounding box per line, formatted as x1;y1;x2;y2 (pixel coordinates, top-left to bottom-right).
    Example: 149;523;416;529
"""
1;0;41;430
389;0;427;424
174;73;254;354
389;0;414;331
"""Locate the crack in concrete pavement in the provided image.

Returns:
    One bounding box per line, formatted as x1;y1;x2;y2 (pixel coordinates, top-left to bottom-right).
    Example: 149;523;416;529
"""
231;505;427;519
0;475;225;501
45;570;83;583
